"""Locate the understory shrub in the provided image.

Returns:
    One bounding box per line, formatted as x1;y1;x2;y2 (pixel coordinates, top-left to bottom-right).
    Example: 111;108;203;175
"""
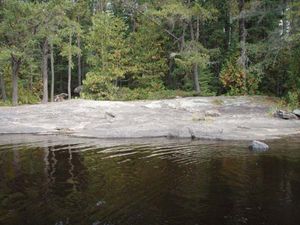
220;56;261;95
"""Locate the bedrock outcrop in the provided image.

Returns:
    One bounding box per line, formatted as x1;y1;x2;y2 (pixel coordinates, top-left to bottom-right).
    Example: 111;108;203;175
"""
1;96;300;140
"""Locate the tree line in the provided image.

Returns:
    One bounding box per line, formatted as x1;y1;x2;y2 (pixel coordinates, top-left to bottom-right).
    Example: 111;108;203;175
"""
0;0;299;106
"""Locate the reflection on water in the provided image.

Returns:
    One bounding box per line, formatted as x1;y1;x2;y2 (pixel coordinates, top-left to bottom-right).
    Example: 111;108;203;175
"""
0;138;300;225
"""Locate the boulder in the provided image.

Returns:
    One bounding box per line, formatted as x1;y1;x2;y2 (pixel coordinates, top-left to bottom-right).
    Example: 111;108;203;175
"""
275;110;298;120
293;109;300;117
54;93;68;102
74;85;83;94
249;140;269;151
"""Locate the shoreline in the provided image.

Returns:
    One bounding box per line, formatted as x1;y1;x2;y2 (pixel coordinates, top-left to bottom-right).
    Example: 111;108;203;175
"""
1;96;300;141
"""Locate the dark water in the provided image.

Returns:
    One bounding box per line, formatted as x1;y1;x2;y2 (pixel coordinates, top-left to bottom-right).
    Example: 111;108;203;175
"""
0;138;300;225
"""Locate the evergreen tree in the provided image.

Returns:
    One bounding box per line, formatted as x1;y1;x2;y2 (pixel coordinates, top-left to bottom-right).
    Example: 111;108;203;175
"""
83;12;127;99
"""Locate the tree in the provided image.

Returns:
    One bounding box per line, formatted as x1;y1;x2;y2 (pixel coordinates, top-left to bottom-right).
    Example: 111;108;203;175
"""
83;12;126;99
0;0;38;106
150;0;215;94
72;0;91;87
0;71;6;102
60;20;81;100
35;0;66;103
0;49;10;102
126;19;169;89
238;0;247;73
0;0;298;105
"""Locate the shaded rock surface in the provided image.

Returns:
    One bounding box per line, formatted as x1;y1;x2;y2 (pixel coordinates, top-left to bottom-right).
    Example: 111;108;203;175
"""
249;140;269;151
1;96;300;140
293;109;300;117
275;110;299;120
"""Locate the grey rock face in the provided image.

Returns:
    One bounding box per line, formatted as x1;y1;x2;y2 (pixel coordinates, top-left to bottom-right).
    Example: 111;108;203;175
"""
1;96;300;140
275;110;298;120
249;140;269;151
293;109;300;117
205;110;221;117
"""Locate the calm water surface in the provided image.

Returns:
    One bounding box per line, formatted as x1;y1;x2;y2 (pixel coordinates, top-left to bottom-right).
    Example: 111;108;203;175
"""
0;137;300;225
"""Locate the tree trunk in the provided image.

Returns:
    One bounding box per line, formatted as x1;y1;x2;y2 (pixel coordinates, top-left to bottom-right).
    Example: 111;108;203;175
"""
180;24;186;52
239;0;247;71
60;73;63;93
224;2;231;50
238;0;247;93
190;21;194;41
11;56;21;106
42;39;49;104
68;33;72;100
29;65;33;93
196;16;200;42
191;17;201;94
132;15;137;32
77;34;82;86
50;41;55;102
167;58;174;89
282;0;289;36
193;64;200;94
82;58;85;81
0;71;7;102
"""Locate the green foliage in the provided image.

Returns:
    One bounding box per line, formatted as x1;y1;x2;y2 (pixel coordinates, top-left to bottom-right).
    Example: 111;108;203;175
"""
151;0;191;21
175;41;210;69
83;12;125;91
199;68;217;96
0;0;299;105
284;91;299;110
82;71;118;100
18;87;41;105
126;20;169;89
220;58;246;95
0;0;37;58
220;54;261;95
83;12;128;99
114;88;197;101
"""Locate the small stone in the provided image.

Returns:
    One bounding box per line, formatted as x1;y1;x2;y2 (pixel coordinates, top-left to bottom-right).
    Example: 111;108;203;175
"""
205;110;221;117
249;140;269;151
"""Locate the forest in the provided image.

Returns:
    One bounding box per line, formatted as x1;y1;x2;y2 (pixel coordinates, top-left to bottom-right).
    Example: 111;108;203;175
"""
0;0;299;106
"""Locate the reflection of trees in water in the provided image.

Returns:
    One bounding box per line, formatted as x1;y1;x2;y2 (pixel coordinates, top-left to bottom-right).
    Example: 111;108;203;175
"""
45;145;88;196
42;145;90;225
13;145;20;175
0;143;300;225
0;144;89;225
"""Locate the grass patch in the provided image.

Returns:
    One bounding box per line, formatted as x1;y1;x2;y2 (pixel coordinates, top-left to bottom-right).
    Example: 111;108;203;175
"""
0;100;11;106
83;88;200;101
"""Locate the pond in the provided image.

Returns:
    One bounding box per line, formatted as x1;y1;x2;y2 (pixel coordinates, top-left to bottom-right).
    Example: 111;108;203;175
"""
0;136;300;225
